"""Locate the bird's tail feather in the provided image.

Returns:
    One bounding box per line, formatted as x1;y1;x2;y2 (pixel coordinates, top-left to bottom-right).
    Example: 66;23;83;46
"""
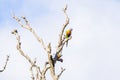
66;41;68;47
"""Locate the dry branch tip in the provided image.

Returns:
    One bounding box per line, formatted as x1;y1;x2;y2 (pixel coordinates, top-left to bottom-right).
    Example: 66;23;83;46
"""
0;55;10;72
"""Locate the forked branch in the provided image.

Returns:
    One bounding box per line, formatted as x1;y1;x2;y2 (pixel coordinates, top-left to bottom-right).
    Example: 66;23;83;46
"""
12;29;50;80
12;14;47;52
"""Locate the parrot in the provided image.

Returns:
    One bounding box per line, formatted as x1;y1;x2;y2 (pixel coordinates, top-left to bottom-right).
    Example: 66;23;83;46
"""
65;28;73;47
56;52;62;59
56;52;63;62
53;52;63;65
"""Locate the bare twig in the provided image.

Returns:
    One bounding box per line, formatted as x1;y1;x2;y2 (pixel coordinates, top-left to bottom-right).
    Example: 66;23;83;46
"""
57;67;65;79
40;62;50;80
21;16;29;25
30;66;35;80
57;36;72;54
30;64;42;80
0;55;9;72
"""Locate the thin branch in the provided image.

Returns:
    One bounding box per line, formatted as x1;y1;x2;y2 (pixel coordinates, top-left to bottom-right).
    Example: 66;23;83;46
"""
55;4;70;61
38;66;42;75
36;68;40;80
12;14;47;52
42;62;50;75
33;58;40;80
0;55;9;72
57;36;72;54
30;66;35;80
11;29;34;65
30;63;42;80
38;62;50;80
57;4;69;47
41;66;50;80
12;14;31;30
57;67;65;79
35;66;41;80
21;16;29;25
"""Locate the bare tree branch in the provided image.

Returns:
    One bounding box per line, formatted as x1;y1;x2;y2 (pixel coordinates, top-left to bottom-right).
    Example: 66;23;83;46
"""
57;36;72;54
11;29;34;65
57;5;69;48
57;67;65;79
40;62;50;80
0;55;9;72
12;14;47;52
12;29;45;80
52;5;71;68
12;29;50;80
30;66;35;80
55;5;70;58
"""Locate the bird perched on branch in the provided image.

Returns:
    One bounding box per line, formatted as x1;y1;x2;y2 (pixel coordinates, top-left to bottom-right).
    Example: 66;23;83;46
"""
65;28;73;47
56;52;62;60
53;52;63;64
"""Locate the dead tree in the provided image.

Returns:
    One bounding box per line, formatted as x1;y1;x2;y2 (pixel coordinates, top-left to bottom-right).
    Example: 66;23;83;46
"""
11;5;72;80
0;55;9;72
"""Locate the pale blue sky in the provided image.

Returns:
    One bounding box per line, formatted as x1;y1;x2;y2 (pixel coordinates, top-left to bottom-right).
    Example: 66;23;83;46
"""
0;0;120;80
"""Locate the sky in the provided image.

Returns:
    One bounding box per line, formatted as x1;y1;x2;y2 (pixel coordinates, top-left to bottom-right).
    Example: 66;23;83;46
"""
0;0;120;80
